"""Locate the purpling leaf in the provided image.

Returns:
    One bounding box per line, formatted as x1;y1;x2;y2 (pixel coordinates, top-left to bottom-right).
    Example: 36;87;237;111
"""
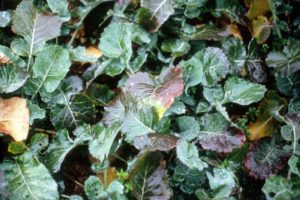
180;47;229;91
0;65;29;93
198;113;246;153
244;139;289;180
128;152;171;200
125;66;184;117
266;40;300;75
138;0;174;32
12;0;62;62
0;153;58;200
176;139;208;171
248;91;287;141
224;76;267;105
24;45;71;97
0;97;29;141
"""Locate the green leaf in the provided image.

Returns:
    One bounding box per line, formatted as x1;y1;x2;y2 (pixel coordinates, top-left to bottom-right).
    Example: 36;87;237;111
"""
224;76;267;105
47;0;71;21
262;175;300;200
284;113;300;156
288;155;300;177
138;0;174;32
164;100;186;116
176;116;200;141
161;39;190;57
40;76;83;105
171;160;206;194
28;101;46;125
133;133;178;152
213;0;245;23
198;113;246;153
12;0;62;68
0;153;58;200
266;40;300;75
69;46;98;63
180;47;230;91
0;45;25;67
222;38;246;74
128;152;171;199
0;11;12;27
0;65;29;93
99;22;132;73
27;133;49;156
88;123;120;162
206;168;237;199
176;139;208;171
8;141;27;154
50;94;95;130
45;128;91;173
276;73;300;97
203;84;224;104
84;176;126;200
24;45;71;97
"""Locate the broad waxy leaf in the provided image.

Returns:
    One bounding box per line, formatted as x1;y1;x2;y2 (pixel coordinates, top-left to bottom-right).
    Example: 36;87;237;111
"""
128;152;171;200
47;0;70;21
262;175;300;200
125;66;184;117
24;45;71;97
176;116;200;141
276;73;300;97
88;123;120;162
12;0;62;65
288;155;300;177
266;40;300;75
84;176;126;200
161;39;190;57
27;101;46;125
0;45;25;67
0;153;58;200
171;160;206;194
244;139;289;180
224;76;267;105
0;97;29;141
198;113;246;153
205;168;237;199
50;94;95;130
133;133;178;151
45;127;91;173
139;0;174;32
213;0;245;23
283;113;300;155
248;91;287;141
176;139;208;171
222;37;246;73
180;47;229;91
0;65;29;93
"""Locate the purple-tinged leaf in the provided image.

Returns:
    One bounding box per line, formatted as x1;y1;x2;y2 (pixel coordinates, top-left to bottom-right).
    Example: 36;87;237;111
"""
124;66;184;116
244;139;290;180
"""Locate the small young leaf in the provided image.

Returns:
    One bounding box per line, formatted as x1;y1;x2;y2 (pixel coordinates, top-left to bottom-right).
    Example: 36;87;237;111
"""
262;176;295;200
176;116;200;141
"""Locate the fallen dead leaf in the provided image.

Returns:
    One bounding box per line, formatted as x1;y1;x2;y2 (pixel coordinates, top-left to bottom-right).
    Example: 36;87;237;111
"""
97;167;117;186
0;97;29;141
86;46;102;61
0;52;12;64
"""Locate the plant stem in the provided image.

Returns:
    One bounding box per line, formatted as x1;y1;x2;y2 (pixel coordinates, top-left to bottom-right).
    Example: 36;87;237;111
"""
30;127;56;135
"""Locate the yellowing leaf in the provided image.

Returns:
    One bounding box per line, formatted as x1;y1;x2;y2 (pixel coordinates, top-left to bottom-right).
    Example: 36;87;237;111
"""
0;52;12;64
227;24;243;40
246;0;271;20
0;97;29;141
252;16;272;44
86;46;102;61
248;91;287;141
97;167;117;186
